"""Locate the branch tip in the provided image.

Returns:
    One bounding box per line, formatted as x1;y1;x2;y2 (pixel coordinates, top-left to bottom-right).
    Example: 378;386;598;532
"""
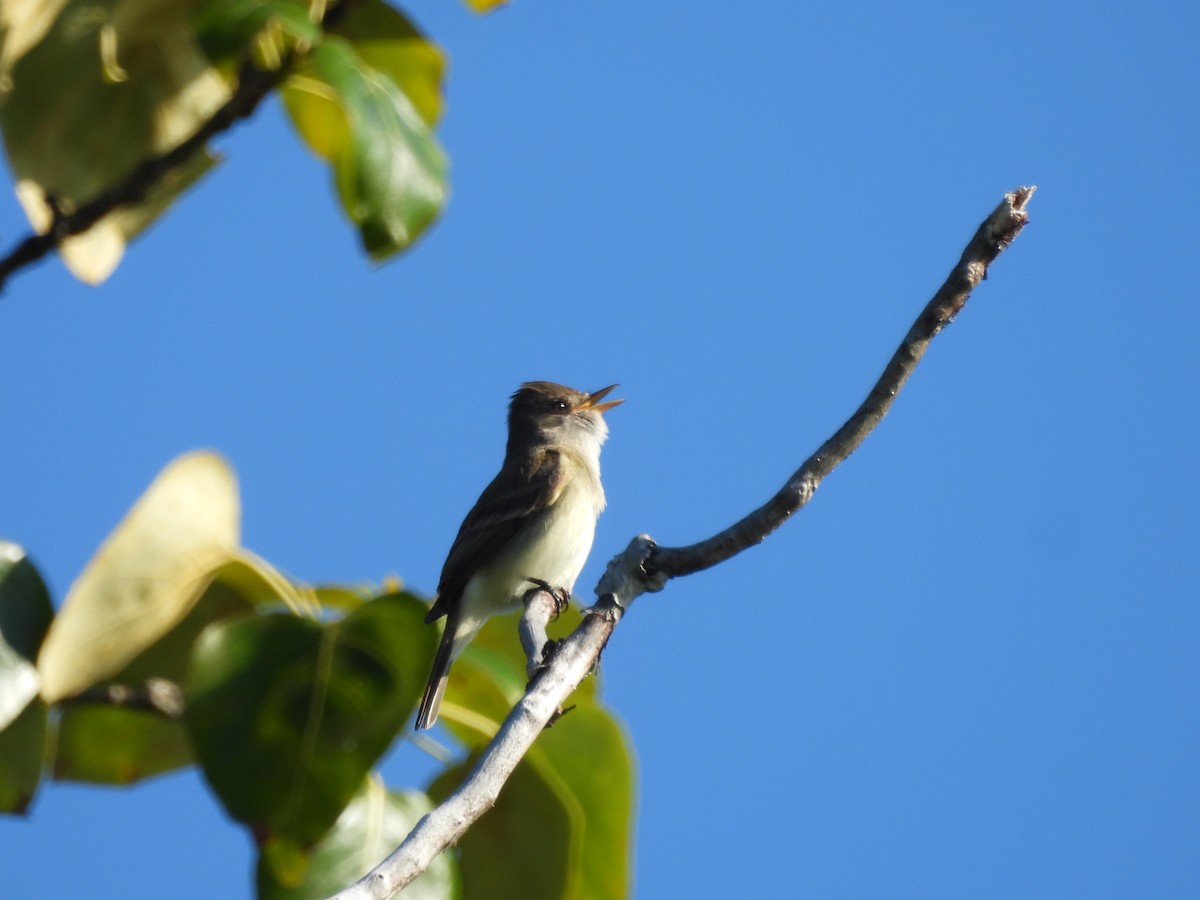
987;185;1036;249
329;185;1035;898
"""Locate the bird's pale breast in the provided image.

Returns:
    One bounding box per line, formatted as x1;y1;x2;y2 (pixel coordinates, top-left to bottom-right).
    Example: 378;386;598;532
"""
455;473;600;643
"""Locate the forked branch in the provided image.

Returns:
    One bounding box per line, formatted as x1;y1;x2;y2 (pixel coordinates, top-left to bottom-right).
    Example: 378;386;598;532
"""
326;186;1035;900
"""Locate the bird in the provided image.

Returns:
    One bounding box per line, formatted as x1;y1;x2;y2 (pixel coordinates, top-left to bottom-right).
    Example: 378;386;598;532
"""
414;381;622;730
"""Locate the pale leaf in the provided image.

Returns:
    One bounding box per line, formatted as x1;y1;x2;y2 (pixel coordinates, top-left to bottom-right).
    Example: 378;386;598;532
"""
37;451;240;703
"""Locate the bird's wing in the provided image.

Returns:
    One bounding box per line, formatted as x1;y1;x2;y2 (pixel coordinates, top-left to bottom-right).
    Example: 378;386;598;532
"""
426;448;567;622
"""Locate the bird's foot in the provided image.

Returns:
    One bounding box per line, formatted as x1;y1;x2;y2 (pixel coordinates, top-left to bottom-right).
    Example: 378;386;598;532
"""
524;577;571;618
538;637;562;672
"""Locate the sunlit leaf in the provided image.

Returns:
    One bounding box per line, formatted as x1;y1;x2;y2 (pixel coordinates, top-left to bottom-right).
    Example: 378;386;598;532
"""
211;550;308;613
438;642;524;747
436;611;527;745
312;584;369;612
113;573;254;686
0;0;229;284
44;549;273;785
187;593;436;856
37;451;240;703
261;836;311;888
462;0;510;14
473;606;597;698
437;608;597;747
194;0;321;68
258;777;459;900
326;0;444;127
282;37;447;260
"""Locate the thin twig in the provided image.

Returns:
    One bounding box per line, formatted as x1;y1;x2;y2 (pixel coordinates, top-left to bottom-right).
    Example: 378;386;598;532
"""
0;51;302;292
62;678;187;721
648;186;1036;579
324;186;1035;899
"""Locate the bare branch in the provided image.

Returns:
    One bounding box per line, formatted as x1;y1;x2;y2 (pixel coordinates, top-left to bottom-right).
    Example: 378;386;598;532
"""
327;597;624;900
645;186;1037;580
324;187;1034;899
0;59;286;293
62;678;186;721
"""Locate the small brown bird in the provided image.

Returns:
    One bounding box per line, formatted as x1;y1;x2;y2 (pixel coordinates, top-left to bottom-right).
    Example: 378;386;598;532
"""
415;381;622;730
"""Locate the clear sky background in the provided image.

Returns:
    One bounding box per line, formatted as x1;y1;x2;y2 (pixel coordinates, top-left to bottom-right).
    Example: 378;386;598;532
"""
2;1;1198;897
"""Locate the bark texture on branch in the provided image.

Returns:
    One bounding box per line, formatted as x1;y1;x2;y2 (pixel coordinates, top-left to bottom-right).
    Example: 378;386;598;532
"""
325;187;1035;899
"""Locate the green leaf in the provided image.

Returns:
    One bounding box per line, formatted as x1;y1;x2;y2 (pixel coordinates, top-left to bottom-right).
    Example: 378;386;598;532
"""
0;543;54;813
312;584;369;612
113;571;256;686
53;705;191;784
46;552;269;786
325;0;445;127
426;704;635;900
194;0;321;67
211;551;310;612
0;0;229;284
437;609;597;747
0;542;53;728
187;592;436;857
425;610;636;899
282;37;447;260
258;778;459;900
438;613;528;746
0;0;72;84
0;700;46;814
44;570;264;786
36;452;240;703
534;704;636;899
429;753;579;900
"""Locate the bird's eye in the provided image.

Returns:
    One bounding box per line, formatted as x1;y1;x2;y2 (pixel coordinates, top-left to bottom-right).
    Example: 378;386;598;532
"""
553;399;569;412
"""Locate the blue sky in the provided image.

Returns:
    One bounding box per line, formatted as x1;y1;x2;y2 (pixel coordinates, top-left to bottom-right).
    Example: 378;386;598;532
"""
3;1;1198;897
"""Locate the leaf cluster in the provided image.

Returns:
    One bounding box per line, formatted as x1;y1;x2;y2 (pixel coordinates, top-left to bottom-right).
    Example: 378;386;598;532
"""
0;0;456;284
0;452;633;899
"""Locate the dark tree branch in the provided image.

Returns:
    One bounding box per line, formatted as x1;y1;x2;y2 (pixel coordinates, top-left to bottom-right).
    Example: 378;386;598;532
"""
0;58;285;293
62;678;187;721
647;186;1036;580
326;187;1035;900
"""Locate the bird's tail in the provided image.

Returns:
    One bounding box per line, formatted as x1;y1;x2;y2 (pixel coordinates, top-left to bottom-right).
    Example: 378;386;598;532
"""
415;614;458;731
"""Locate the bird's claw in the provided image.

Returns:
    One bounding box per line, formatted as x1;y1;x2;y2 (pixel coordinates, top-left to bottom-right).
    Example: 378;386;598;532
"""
524;577;571;617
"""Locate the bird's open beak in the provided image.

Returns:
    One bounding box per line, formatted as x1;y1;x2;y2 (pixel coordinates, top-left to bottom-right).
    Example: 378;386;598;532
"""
580;384;623;414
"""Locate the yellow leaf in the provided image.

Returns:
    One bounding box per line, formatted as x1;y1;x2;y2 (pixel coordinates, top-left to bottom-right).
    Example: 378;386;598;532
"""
37;451;240;703
463;0;510;13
